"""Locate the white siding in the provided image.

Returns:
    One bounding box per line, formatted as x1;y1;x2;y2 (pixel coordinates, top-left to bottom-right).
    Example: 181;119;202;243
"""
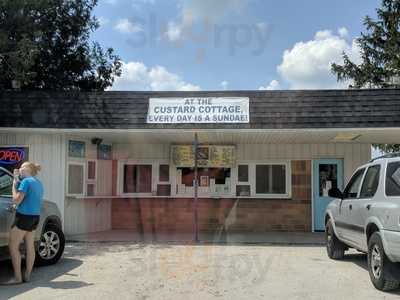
64;197;111;235
0;132;66;226
64;138;113;235
96;160;113;196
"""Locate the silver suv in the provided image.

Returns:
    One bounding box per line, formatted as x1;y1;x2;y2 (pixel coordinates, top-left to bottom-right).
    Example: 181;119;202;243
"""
0;167;65;266
325;153;400;291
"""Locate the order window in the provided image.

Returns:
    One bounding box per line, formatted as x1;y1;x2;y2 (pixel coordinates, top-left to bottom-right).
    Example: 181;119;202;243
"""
176;167;231;194
123;164;152;193
255;164;286;195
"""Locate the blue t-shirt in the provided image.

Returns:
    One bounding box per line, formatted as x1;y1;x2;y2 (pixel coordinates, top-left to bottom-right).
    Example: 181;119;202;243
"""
17;177;44;216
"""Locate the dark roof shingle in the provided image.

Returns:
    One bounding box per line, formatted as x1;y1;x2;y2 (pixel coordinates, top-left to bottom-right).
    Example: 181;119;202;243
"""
0;89;399;129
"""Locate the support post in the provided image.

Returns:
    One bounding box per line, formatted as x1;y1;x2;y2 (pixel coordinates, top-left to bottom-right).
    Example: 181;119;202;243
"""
193;133;199;243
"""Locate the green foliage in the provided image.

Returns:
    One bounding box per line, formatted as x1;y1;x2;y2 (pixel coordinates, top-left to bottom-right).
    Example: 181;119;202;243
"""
332;0;400;153
373;144;400;153
331;0;400;88
0;0;121;91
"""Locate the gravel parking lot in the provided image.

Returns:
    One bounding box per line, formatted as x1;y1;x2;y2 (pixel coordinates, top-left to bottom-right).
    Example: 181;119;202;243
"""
1;242;400;300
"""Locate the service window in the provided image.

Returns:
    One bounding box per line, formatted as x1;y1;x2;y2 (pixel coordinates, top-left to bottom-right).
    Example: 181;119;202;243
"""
386;162;400;196
237;165;250;196
360;165;380;198
157;164;171;196
159;164;170;182
255;164;287;195
123;164;152;193
238;165;249;182
68;163;85;196
87;160;96;180
176;167;231;195
343;168;365;199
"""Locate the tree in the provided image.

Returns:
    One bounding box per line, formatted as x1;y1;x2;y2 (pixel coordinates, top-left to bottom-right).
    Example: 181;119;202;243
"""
332;0;400;88
0;0;121;91
332;0;400;153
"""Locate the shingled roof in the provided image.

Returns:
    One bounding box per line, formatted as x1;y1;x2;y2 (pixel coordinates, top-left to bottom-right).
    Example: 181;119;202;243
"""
0;89;399;130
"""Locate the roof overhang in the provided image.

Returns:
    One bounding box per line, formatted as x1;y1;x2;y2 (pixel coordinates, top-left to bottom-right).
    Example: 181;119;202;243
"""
1;127;399;144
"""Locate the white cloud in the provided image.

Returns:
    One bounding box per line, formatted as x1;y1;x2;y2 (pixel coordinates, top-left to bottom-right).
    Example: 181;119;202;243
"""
277;28;361;89
220;81;229;90
338;27;349;38
165;21;183;42
114;18;143;34
111;61;201;91
97;17;110;27
259;80;280;90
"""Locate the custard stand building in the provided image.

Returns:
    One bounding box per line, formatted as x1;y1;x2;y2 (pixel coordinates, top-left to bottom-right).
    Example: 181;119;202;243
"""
1;89;400;241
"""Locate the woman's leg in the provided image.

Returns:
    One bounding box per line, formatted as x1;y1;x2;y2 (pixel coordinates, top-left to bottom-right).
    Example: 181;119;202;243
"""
9;226;26;282
24;230;36;281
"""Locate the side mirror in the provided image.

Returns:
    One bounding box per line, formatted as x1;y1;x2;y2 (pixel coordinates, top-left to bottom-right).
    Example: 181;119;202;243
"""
328;187;343;199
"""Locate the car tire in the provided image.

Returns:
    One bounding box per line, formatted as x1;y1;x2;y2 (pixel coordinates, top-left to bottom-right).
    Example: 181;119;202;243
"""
325;219;346;260
368;232;400;291
35;224;65;266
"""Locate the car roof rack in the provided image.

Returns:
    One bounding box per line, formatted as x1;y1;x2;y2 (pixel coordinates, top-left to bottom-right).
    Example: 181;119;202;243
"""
369;152;400;163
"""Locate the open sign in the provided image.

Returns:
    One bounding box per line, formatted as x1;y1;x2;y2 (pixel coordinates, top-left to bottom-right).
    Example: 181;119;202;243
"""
0;148;26;165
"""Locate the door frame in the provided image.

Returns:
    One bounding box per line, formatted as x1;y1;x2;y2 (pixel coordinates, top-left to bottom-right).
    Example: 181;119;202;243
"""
312;158;344;232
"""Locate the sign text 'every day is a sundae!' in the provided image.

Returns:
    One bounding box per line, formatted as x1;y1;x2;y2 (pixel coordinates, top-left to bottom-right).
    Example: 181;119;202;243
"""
147;97;249;124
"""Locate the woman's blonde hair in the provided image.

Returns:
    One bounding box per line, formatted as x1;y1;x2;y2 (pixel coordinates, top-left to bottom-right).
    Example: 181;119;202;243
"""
21;162;42;176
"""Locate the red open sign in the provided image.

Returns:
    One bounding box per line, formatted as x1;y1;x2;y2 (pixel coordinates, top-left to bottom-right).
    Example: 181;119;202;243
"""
0;148;25;165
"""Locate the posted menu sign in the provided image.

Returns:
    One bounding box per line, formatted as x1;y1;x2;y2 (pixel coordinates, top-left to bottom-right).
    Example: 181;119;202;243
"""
171;145;235;168
147;97;249;124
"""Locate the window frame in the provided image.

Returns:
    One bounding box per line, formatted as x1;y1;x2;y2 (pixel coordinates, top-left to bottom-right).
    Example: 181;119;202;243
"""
173;166;233;198
235;160;292;199
87;159;97;181
359;164;381;199
342;167;366;200
385;160;400;198
66;161;86;197
118;159;170;197
0;144;29;198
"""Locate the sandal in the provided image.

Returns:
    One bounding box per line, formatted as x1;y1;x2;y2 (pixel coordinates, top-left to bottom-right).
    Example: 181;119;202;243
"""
22;272;31;283
0;278;23;285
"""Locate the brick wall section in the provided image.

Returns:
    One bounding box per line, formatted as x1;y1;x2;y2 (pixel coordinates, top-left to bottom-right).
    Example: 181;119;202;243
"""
111;160;312;233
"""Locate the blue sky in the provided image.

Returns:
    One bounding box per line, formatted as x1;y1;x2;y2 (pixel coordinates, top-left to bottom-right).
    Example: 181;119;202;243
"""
92;0;381;91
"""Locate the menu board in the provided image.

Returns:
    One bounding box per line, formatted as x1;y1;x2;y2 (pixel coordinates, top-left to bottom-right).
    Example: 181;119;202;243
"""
171;145;235;167
171;145;195;167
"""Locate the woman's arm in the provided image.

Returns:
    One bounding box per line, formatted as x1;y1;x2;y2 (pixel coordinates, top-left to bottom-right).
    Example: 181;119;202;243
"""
12;180;25;205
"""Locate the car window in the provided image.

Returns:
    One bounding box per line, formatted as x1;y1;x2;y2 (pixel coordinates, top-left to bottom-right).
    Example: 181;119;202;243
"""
360;165;380;198
343;168;365;199
386;162;400;196
0;168;13;196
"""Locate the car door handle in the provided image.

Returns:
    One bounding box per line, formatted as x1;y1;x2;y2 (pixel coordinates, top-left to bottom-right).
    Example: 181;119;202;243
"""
366;204;371;210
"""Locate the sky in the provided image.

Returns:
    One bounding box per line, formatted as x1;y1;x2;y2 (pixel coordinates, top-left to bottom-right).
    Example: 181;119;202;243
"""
91;0;382;91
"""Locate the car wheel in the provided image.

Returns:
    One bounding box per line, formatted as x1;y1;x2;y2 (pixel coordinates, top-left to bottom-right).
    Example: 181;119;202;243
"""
35;224;65;266
325;219;346;260
368;232;400;291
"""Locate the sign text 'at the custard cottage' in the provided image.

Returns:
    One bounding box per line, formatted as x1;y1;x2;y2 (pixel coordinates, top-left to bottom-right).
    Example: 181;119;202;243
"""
147;97;249;124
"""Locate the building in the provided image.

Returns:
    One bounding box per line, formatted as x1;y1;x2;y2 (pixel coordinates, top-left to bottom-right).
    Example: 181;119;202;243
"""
1;89;399;240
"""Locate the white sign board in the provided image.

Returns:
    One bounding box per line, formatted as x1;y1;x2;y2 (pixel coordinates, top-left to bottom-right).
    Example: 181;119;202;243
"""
147;97;249;124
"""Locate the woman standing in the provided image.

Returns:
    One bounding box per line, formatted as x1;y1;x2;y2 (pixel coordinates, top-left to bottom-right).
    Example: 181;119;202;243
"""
4;162;44;285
